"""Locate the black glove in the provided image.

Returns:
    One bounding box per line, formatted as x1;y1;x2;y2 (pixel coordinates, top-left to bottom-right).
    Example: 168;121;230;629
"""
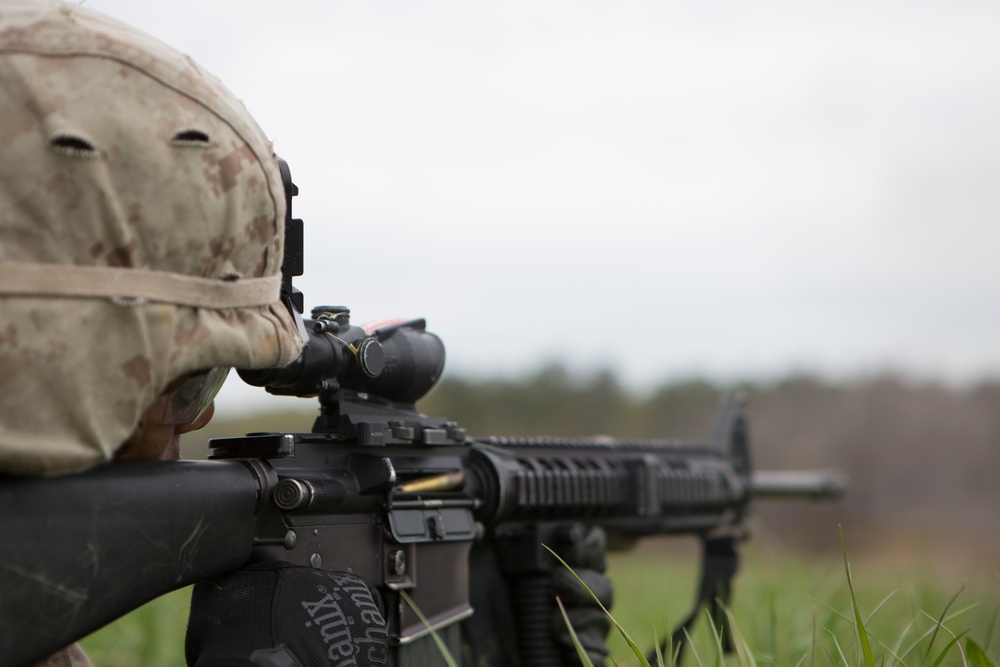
186;561;389;667
550;527;613;667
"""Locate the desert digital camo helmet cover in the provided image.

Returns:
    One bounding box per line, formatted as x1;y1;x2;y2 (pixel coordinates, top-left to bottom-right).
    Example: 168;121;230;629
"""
0;0;303;475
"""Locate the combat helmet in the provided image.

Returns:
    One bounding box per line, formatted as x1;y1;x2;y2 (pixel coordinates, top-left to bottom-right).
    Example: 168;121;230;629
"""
0;0;303;474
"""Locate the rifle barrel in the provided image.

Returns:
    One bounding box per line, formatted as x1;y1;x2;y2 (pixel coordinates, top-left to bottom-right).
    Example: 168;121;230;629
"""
750;469;847;500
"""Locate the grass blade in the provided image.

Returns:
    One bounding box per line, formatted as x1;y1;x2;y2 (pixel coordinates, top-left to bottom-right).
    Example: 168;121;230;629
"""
887;611;919;663
651;624;670;667
871;636;906;667
899;604;981;662
684;627;706;667
840;529;876;667
983;607;999;654
704;609;725;667
925;584;967;663
555;596;597;667
824;627;851;667
812;608;817;667
966;638;996;667
543;544;653;667
812;598;853;627
399;590;459;667
725;608;757;667
866;590;899;625
929;631;969;667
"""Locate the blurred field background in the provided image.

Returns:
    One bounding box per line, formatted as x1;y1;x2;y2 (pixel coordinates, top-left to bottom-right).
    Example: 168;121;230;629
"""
76;369;1000;664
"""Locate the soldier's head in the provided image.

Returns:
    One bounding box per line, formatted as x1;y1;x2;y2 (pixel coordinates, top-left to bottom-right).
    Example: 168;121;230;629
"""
0;0;303;475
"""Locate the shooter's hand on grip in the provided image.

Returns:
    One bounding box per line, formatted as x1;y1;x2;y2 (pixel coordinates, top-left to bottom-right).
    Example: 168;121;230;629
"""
550;527;613;667
186;561;389;667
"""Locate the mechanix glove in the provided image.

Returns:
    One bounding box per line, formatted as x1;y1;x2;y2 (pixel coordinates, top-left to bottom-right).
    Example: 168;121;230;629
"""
549;526;613;667
186;561;389;667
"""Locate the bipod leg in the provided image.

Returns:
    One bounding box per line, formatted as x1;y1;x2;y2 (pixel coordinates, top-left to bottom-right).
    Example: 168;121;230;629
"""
646;531;741;665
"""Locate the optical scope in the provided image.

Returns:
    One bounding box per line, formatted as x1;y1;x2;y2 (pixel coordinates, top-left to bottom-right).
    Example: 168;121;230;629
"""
239;306;445;404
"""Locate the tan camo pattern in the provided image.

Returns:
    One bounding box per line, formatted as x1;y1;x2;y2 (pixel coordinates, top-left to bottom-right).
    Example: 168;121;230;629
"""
0;0;303;475
31;642;93;667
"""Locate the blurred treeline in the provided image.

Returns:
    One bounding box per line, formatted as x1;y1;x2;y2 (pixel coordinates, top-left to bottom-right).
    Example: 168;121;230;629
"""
184;366;1000;557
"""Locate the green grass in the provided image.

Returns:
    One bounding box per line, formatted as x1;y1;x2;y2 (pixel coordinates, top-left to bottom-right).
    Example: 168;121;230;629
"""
79;587;190;667
605;539;1000;666
79;541;999;667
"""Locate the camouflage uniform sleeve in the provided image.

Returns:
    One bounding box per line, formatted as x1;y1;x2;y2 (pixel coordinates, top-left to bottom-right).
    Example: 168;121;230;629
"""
32;643;94;667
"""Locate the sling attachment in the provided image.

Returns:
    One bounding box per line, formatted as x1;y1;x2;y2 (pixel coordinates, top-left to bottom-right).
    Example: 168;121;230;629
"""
648;532;741;664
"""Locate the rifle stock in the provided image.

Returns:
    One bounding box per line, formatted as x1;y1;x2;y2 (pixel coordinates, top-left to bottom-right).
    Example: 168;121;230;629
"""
0;461;261;666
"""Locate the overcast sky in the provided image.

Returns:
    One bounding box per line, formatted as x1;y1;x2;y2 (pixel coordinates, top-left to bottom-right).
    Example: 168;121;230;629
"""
85;0;1000;411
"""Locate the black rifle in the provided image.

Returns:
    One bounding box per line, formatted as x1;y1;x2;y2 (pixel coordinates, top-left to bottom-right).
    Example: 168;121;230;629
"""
0;161;844;667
